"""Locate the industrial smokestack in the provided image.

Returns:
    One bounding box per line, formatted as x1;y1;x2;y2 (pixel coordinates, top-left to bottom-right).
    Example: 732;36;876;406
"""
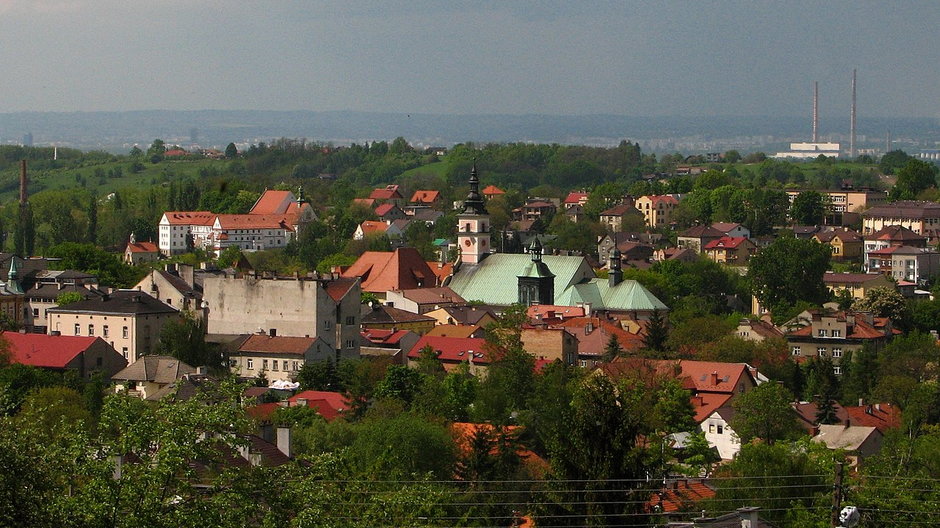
19;160;27;205
850;69;857;159
812;81;819;143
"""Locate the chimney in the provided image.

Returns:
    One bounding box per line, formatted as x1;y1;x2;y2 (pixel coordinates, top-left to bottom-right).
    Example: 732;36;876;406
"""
710;372;719;385
737;507;760;528
276;426;292;458
858;398;864;407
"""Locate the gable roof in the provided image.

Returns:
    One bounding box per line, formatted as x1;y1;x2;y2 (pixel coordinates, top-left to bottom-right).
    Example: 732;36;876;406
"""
704;236;752;250
373;203;399;217
126;241;159;253
323;277;358;303
710;222;745;233
360;328;414;346
563;192;590;204
287;390;351;421
862;200;940;219
814;228;862;243
864;224;927;243
431;305;499;326
368;186;403;200
410;190;441;203
600;203;641;217
394;286;465;305
407;335;490;364
112;355;195;383
161;211;216;226
823;272;890;285
249;190;295;215
214;214;291;230
481;185;505;196
814;424;881;452
448;254;595;306
358;220;388;236
362;304;436;325
342;248;438;293
238;335;319;355
2;331;100;369
554;317;644;354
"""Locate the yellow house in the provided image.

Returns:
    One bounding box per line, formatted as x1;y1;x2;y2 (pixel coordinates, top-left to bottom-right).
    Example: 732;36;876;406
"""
813;228;863;261
823;272;895;301
634;195;679;228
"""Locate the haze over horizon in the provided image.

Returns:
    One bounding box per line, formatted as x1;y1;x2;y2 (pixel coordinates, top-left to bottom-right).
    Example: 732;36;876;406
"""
0;1;938;120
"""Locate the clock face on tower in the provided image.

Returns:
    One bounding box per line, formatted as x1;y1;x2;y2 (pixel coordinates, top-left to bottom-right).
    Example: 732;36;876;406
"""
464;240;472;246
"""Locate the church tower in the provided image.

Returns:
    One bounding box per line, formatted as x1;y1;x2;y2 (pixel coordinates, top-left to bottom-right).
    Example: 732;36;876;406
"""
517;238;555;306
457;163;490;264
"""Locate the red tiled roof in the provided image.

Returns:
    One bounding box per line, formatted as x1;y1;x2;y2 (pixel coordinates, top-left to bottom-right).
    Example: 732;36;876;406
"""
360;329;413;346
369;187;403;200
704;236;750;250
563;192;589;204
358;221;388;235
814;228;862;243
352;198;376;208
692;393;734;423
324;277;358;303
711;222;743;233
647;480;716;513
342;248;438;293
643;195;679;206
410;190;441;204
374;203;396;217
555;317;644;354
864;225;927;243
164;149;187;157
600;203;640;217
2;331;99;368
238;335;317;355
407;336;489;364
481;185;505;196
215;214;291;230
162;211;216;225
126;241;159;253
527;305;585;321
250;190;294;215
823;272;888;284
287;390;351;422
844;403;901;432
601;358;754;395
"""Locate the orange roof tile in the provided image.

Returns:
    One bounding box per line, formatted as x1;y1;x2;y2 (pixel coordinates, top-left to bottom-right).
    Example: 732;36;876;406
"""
482;185;505;196
358;221;388;235
342;248;438;293
410;190;440;204
126;241;159;253
238;335;318;355
162;211;216;225
250;190;294;215
215;214;292;230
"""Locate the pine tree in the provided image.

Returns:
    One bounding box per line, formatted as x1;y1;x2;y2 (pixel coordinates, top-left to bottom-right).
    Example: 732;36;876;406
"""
602;332;623;362
86;192;98;244
642;309;668;352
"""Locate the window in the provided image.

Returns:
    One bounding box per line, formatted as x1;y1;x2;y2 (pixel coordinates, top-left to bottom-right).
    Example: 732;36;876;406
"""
708;424;715;433
103;325;109;338
123;326;129;338
791;347;801;356
32;308;38;317
345;316;355;326
262;359;268;370
818;329;827;337
74;323;81;335
717;425;724;434
272;361;278;371
832;329;841;337
283;361;288;371
832;348;843;358
247;359;254;370
121;347;128;358
817;347;827;357
292;361;299;371
345;339;355;349
88;324;94;336
324;321;332;330
834;366;842;375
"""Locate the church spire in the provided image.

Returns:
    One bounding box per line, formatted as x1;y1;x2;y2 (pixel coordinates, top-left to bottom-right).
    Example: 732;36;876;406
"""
462;162;487;215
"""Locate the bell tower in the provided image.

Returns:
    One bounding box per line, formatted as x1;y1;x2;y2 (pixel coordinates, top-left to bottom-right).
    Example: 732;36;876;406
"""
457;163;490;264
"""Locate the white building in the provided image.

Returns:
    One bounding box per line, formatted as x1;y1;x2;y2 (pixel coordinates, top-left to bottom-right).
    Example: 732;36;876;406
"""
773;142;841;159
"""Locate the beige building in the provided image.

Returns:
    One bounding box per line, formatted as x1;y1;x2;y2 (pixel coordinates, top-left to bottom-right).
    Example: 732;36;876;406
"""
520;327;578;365
230;334;334;381
862;201;940;238
634;195;679;228
202;273;361;360
786;188;887;214
112;355;195;400
46;290;180;364
785;310;895;373
134;264;203;315
823;272;895;301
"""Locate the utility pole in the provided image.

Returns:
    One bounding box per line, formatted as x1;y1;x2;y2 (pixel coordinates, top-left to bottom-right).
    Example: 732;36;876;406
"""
831;461;845;528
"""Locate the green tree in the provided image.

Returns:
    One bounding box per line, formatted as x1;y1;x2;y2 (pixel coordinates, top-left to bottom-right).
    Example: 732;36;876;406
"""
891;158;939;200
642;309;668;352
790;190;827;225
224;142;238;159
852;286;910;328
879;149;911;175
296;360;341;391
86;191;98;244
374;365;427;406
55;290;85;306
349;412;456;479
154;312;219;369
602;332;622;362
748;236;831;315
730;382;800;445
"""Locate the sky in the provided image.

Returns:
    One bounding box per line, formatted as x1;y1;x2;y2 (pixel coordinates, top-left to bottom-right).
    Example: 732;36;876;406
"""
0;1;937;118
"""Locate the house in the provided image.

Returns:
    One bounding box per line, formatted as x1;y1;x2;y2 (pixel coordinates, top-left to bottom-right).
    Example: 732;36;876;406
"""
158;211;216;256
734;318;784;342
863;225;928;254
46;290;180;364
700;406;740;460
865;245;940;285
124;234;160;265
813;423;884;461
230;334;334;381
22;269;104;333
361;304;437;335
665;507;774;528
785;188;888;214
553;316;644;367
359;328;420;363
481;185;505;199
653;247;698;263
813;228;863;261
1;331;127;380
284;390;351;421
597;232;664;266
791;225;822;240
519;326;578;365
425;304;499;328
711;222;750;239
341;247;439;299
563;191;590;209
862;200;940;240
515;200;557;222
384;287;465;314
677;225;725;253
353;220;389;240
133;264;203;314
564;204;586;223
702;236;757;266
823;272;895;301
112;355;196;400
202;274;361;360
784;309;897;372
409;190;441;207
368;184;405;206
793;401;901;433
598;203;644;233
406;335;489;375
374;203;408;222
646;479;716;519
634;195;680;228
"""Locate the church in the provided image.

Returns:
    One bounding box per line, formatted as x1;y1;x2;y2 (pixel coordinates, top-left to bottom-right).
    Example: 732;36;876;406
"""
444;166;668;320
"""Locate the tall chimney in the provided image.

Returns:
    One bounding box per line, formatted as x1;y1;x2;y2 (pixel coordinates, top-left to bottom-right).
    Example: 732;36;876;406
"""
19;160;27;205
812;81;819;143
850;69;857;158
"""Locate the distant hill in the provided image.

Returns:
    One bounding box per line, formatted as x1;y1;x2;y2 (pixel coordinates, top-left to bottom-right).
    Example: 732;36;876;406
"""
0;110;938;153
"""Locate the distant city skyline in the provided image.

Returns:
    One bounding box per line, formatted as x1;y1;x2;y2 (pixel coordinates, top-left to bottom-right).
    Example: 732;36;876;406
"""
0;1;937;120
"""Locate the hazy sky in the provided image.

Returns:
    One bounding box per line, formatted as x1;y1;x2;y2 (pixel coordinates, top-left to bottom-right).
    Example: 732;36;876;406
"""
0;1;937;118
